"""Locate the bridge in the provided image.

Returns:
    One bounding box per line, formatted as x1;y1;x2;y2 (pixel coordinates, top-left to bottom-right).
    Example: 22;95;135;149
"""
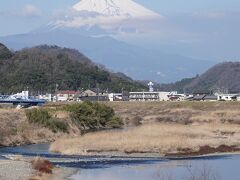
0;91;45;108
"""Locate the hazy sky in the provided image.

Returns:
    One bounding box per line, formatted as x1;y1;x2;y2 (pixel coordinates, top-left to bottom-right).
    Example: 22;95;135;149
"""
0;0;239;36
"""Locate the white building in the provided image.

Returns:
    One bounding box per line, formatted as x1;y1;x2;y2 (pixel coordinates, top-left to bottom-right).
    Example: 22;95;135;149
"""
216;93;238;101
159;92;173;101
8;91;29;100
38;94;52;102
108;93;123;101
55;91;80;102
168;93;188;101
129;91;178;101
236;95;240;101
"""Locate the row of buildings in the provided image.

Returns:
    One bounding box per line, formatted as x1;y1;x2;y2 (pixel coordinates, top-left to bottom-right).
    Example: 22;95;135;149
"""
36;89;240;102
2;82;240;104
33;82;240;102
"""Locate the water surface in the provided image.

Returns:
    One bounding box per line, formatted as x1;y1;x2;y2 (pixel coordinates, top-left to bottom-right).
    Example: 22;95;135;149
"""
0;144;240;180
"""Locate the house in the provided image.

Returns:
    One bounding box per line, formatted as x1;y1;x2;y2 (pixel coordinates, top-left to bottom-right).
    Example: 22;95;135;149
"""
159;92;174;101
56;91;80;101
168;93;187;101
79;96;109;101
37;94;52;102
78;89;109;101
81;89;97;97
233;95;240;101
192;95;205;101
203;95;217;101
188;94;218;101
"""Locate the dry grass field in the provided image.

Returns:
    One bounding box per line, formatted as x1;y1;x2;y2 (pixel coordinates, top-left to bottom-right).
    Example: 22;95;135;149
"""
50;101;240;156
50;123;240;156
106;101;240;125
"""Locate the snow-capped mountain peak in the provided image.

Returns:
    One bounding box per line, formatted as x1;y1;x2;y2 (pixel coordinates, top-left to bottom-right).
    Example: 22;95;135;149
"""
73;0;160;18
48;0;162;35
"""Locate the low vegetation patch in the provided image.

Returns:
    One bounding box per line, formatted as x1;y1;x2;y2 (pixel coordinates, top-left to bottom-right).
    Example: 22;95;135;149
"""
65;101;123;132
26;108;68;133
31;157;54;174
165;145;240;157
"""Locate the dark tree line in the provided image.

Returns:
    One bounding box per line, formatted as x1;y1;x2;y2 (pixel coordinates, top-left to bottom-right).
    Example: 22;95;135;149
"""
0;44;146;94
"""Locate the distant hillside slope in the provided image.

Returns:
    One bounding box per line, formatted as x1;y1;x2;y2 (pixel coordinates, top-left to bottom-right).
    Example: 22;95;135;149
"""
159;62;240;93
0;43;13;59
0;31;214;83
0;44;146;94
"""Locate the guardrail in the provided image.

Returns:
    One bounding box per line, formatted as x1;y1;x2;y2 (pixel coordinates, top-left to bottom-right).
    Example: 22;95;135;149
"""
0;99;45;107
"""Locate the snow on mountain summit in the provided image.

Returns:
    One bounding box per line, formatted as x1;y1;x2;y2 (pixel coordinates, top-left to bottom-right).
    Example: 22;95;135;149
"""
49;0;162;34
73;0;160;18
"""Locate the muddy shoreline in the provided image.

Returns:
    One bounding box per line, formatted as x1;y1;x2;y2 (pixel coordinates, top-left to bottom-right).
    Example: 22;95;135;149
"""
165;145;240;158
2;141;240;159
50;144;240;159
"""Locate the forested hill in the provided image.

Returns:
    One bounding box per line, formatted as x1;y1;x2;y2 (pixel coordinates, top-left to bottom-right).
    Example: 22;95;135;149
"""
0;43;13;59
159;62;240;93
0;44;146;94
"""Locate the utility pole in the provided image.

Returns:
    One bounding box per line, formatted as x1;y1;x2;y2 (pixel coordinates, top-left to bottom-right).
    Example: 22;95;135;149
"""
96;83;99;102
121;87;123;101
55;84;59;102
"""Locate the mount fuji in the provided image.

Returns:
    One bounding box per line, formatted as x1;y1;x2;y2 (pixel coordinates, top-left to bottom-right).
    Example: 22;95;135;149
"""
0;0;214;83
48;0;162;34
72;0;160;18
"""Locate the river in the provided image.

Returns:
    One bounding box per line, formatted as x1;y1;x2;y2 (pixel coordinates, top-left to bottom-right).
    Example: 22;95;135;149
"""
0;144;240;180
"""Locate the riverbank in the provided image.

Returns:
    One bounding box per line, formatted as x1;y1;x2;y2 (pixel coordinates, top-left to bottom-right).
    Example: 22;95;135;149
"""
0;108;80;147
0;158;75;180
1;101;240;157
50;122;240;157
50;101;240;157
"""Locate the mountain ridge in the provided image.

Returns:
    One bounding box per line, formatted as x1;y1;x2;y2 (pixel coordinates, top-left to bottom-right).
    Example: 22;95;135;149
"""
0;31;214;83
0;43;13;59
158;62;240;93
0;1;215;83
0;43;146;94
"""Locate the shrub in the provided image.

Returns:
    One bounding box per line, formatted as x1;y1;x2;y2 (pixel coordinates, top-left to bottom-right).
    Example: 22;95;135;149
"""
31;157;54;174
26;108;68;133
106;116;124;128
67;101;123;131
